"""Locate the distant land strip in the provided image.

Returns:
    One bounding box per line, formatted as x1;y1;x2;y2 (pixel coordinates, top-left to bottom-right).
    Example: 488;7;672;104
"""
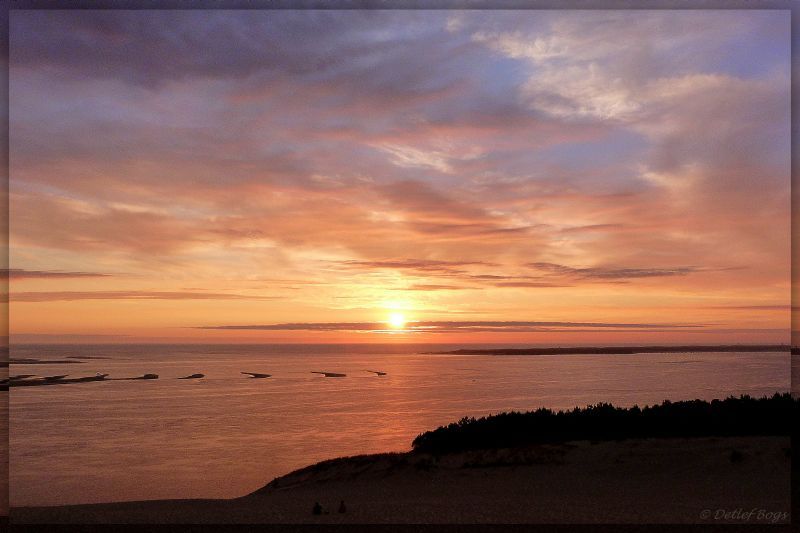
428;345;790;356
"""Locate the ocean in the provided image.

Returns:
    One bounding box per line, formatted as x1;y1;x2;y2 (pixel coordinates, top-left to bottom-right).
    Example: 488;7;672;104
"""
8;343;791;507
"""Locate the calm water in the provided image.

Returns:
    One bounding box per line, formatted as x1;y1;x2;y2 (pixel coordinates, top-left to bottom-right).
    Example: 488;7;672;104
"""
9;343;791;507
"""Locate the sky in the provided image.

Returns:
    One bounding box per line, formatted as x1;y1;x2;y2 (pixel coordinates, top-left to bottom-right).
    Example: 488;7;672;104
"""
7;9;791;344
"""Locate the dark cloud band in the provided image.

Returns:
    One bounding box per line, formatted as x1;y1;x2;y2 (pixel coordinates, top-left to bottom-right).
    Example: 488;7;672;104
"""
197;320;704;332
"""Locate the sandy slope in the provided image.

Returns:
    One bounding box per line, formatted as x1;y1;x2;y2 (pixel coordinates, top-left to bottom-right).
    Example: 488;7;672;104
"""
12;436;790;524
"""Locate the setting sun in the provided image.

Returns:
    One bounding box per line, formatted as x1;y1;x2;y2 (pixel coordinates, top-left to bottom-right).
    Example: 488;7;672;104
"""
388;312;407;330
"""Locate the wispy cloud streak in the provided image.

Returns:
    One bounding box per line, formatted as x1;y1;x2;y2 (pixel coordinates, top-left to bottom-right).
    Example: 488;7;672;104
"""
528;263;698;281
11;291;276;302
5;268;111;279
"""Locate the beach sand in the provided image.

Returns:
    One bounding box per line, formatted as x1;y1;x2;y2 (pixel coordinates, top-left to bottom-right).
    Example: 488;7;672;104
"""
12;435;790;524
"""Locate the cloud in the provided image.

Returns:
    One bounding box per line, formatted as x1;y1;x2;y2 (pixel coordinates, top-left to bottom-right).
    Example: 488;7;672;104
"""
390;284;471;291
701;305;790;311
10;334;133;343
196;320;705;333
4;268;111;279
559;224;625;234
468;11;787;121
7;10;789;343
10;10;477;107
376;179;489;222
491;281;570;288
11;291;275;302
336;259;495;274
528;262;697;281
10;192;206;255
334;259;573;290
378;144;454;174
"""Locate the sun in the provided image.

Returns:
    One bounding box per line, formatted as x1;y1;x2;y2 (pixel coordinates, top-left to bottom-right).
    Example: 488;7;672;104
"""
387;312;407;330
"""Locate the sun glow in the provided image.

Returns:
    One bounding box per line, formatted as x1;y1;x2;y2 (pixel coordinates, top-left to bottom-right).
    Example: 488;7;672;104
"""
387;312;407;330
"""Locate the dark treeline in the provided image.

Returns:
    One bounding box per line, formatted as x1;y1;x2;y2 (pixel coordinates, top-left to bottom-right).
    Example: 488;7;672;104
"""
412;393;797;454
432;345;788;356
